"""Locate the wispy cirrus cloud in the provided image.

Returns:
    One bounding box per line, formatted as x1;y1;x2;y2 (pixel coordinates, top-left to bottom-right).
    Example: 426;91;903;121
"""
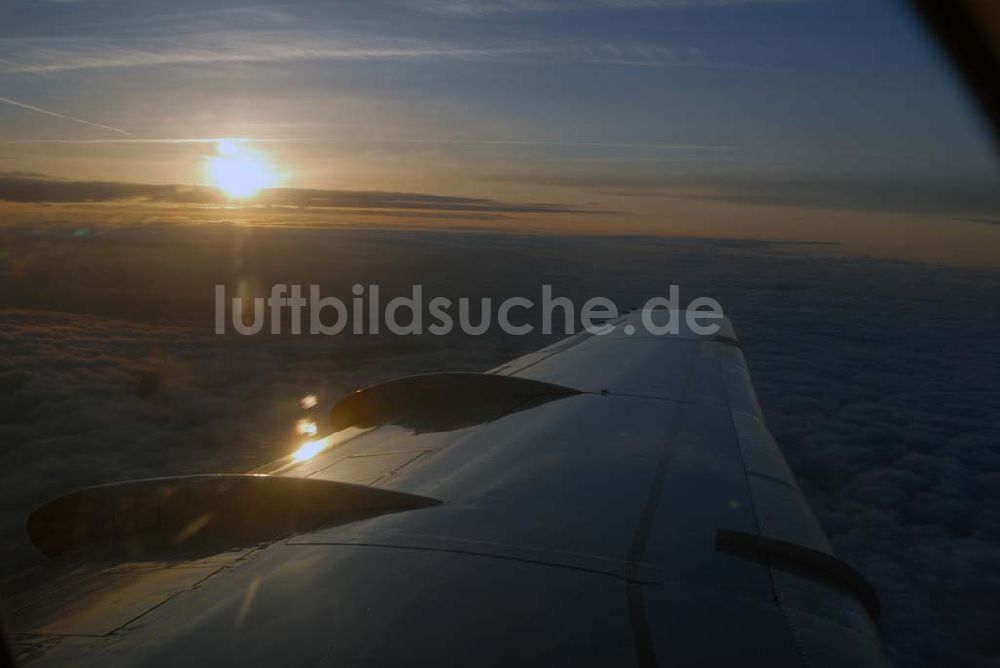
0;29;703;73
0;135;733;151
0;137;270;145
409;0;801;16
0;32;494;74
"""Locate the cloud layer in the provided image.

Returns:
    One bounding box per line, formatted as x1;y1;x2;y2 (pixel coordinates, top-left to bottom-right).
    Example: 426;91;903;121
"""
493;171;1000;218
0;174;592;214
0;225;997;666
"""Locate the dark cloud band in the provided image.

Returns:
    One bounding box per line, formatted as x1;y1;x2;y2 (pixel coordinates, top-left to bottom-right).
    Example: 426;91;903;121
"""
0;174;592;214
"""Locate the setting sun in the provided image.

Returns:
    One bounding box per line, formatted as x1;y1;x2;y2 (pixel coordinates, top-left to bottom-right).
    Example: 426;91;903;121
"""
205;139;276;198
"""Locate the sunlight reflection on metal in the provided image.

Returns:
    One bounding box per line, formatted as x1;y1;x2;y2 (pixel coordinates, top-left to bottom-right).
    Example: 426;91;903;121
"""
291;439;326;462
233;577;261;637
174;511;215;543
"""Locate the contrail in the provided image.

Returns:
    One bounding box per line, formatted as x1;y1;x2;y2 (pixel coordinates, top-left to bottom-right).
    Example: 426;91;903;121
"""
0;96;130;136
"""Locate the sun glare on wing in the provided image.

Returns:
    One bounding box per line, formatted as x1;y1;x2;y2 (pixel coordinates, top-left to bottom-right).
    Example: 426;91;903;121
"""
291;439;325;462
205;139;276;198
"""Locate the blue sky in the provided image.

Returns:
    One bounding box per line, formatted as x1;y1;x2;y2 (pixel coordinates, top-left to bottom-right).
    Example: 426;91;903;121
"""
1;0;998;263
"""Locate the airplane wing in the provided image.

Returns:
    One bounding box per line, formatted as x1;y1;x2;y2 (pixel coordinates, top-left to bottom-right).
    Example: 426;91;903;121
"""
2;310;889;667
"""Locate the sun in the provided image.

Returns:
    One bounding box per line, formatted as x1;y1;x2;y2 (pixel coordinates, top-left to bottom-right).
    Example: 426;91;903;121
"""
205;139;277;198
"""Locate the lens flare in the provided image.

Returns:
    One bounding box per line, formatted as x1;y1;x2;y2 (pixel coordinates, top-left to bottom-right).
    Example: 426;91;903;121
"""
296;419;318;436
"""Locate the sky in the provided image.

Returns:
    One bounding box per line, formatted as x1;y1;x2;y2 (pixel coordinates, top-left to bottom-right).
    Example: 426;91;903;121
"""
1;0;999;264
1;3;999;664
